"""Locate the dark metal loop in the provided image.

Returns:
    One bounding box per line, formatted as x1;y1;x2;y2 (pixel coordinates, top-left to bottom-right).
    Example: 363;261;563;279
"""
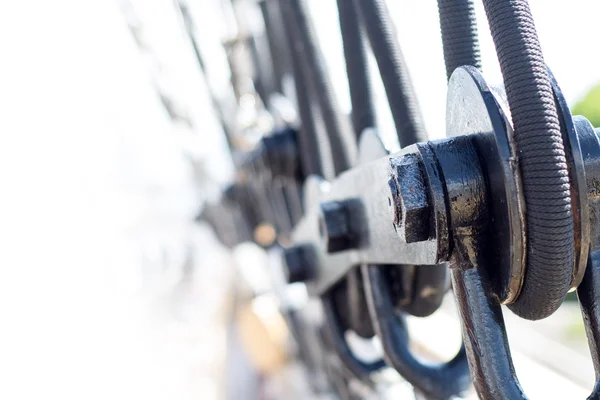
202;0;600;396
447;68;600;399
577;252;600;396
321;294;386;383
452;267;527;399
344;269;377;338
362;265;471;399
386;264;449;318
452;250;600;399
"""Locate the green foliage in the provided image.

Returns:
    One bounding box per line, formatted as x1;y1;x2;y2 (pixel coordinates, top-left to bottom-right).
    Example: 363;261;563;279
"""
572;84;600;128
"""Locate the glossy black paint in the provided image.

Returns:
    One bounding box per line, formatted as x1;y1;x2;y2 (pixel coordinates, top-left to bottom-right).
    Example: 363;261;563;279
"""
359;129;450;319
451;268;526;399
574;116;600;395
446;67;600;399
300;129;453;393
363;265;471;400
578;253;600;396
208;60;600;397
388;153;431;243
446;67;526;304
551;71;590;290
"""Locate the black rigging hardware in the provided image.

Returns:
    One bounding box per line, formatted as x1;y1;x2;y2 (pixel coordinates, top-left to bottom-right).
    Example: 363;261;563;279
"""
198;0;600;398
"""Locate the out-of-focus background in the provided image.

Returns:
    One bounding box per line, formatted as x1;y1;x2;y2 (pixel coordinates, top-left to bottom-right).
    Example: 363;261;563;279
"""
1;1;600;399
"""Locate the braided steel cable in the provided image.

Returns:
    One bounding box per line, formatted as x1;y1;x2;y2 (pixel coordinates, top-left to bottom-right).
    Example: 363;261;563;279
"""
337;0;375;138
285;0;357;174
280;0;331;178
482;0;574;320
336;0;381;339
353;0;427;147
345;0;449;320
259;0;289;94
437;0;482;80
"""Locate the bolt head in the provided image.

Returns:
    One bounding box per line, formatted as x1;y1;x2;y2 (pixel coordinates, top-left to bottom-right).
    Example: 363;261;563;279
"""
319;201;353;253
389;154;431;243
282;245;315;284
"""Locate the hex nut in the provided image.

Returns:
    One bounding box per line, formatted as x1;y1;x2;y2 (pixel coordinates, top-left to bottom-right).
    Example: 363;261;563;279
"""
283;245;315;284
389;154;431;243
319;201;354;253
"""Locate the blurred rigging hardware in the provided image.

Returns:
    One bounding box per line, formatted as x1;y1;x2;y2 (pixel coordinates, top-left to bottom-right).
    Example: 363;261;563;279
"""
196;0;600;398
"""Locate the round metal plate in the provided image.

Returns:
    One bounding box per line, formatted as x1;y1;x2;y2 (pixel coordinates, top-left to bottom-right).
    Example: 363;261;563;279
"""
446;67;526;304
549;72;589;290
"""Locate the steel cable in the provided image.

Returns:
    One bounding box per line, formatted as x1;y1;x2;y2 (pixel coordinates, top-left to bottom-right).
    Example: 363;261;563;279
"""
280;0;330;178
337;0;375;139
259;0;289;94
482;0;574;320
285;0;357;174
437;0;482;80
347;0;449;320
353;0;427;147
335;0;380;339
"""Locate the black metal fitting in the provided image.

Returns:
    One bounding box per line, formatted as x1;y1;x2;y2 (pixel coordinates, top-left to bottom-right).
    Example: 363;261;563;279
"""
318;200;355;253
388;153;431;243
238;126;301;180
362;265;471;399
321;294;386;383
262;126;301;179
444;67;600;399
283;244;316;284
286;62;600;397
